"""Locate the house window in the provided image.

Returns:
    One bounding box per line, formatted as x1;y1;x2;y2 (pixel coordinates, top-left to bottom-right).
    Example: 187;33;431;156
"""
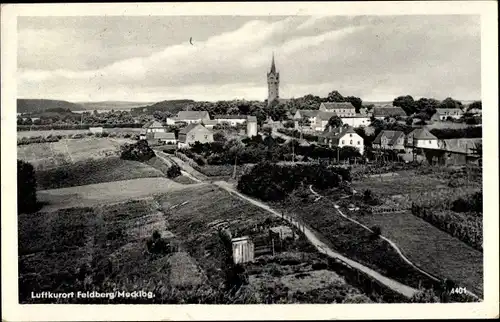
358;141;360;145
350;140;353;144
190;135;195;140
341;140;345;144
349;134;352;137
428;140;431;144
204;135;208;139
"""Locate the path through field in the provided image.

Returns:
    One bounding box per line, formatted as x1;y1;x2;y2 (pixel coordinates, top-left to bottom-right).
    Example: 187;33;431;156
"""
38;177;205;210
308;185;480;299
154;150;202;183
213;181;419;299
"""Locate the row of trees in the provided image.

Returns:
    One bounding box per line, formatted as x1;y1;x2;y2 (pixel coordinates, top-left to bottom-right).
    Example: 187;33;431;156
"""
393;96;481;120
237;162;351;201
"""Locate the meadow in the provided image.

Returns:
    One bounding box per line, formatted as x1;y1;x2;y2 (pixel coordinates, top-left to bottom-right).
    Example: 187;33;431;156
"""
347;210;483;296
19;184;371;304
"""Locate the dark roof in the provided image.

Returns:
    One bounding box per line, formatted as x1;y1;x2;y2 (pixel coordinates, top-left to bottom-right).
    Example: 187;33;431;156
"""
179;123;199;134
410;127;438;140
320;126;357;141
177;111;209;120
373;130;405;145
437;138;481;154
142;120;164;129
214;115;247;120
317;111;337;121
373;107;406;117
294;109;319;118
320;102;355;110
153;132;176;140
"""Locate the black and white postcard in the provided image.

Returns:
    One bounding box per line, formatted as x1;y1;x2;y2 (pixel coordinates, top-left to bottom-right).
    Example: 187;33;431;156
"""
1;1;498;321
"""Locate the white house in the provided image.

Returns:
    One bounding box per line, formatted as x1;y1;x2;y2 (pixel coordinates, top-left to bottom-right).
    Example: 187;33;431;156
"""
293;109;319;129
319;126;364;155
168;111;211;125
406;127;439;149
246;115;258;137
341;115;371;127
319;102;356;117
435;108;463;120
143;120;166;133
214;115;247;126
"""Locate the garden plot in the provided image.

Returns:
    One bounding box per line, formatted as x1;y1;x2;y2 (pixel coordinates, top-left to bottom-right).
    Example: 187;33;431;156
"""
167;252;207;288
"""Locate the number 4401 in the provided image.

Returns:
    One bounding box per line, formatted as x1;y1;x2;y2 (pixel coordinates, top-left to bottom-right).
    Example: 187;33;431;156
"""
450;287;467;294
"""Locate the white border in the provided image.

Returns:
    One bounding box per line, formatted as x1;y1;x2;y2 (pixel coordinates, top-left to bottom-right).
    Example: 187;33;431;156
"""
2;2;498;321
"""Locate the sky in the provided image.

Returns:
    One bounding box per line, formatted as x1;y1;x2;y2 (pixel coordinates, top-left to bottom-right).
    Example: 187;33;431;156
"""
17;15;481;103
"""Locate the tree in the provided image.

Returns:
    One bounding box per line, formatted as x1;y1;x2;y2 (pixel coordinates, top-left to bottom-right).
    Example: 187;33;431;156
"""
326;90;345;102
166;164;182;178
345;96;363;112
468;100;482;111
416;98;440;119
120;140;156;162
438;97;463;110
18;160;38;213
326;115;343;130
393;95;416;116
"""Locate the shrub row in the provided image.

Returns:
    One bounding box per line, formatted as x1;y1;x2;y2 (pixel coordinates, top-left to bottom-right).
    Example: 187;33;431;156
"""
277;128;320;142
17;123;144;131
411;204;482;251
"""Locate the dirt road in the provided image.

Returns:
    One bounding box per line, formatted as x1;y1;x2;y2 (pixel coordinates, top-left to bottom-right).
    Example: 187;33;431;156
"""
154;150;203;183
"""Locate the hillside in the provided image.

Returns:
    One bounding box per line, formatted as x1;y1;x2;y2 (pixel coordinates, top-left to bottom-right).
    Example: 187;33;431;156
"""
130;99;195;116
17;99;83;113
78;101;155;111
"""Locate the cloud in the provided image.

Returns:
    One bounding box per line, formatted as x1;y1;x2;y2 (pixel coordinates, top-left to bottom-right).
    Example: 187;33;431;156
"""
17;15;481;102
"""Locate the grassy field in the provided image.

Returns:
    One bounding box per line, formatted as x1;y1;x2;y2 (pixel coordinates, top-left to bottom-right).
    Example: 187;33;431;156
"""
37;177;199;210
20;184;370;304
36;157;163;190
17;138;134;170
277;195;440;292
347;211;483;296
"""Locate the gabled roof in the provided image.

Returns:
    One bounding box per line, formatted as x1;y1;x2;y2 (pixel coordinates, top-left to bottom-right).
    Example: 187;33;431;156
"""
214;115;247;120
320;102;355;110
142;120;164;128
295;109;319;118
153;132;176;140
373;130;405;145
179;123;199;134
436;107;463;113
438;138;482;154
320;126;358;141
177;111;209;120
373;107;406;117
410;127;438;140
203;120;218;125
317;111;338;121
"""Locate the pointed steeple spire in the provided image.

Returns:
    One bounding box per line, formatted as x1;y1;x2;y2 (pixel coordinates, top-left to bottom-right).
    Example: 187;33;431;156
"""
270;52;276;74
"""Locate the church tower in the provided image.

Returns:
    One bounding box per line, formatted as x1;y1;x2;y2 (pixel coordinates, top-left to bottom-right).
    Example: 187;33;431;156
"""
267;53;279;106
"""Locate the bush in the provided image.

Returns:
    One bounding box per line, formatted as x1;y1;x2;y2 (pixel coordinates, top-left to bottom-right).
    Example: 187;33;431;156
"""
146;230;170;256
166;164;182;178
120;140;155;162
370;226;382;239
18;160;38;213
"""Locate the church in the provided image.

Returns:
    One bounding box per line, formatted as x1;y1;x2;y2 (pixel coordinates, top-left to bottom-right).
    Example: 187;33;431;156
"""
267;53;280;106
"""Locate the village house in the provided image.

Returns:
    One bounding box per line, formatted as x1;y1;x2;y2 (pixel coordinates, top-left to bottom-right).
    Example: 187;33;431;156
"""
167;111;210;125
202;119;218;129
214;115;247;126
372;130;406;151
293;109;319;129
435;107;463;120
420;138;482;166
372;106;407;120
154;132;177;145
246;115;258;137
177;123;213;148
318;126;364;155
142;120;166;133
340;115;372;127
406;127;439;149
319;102;356;117
467;107;482;116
